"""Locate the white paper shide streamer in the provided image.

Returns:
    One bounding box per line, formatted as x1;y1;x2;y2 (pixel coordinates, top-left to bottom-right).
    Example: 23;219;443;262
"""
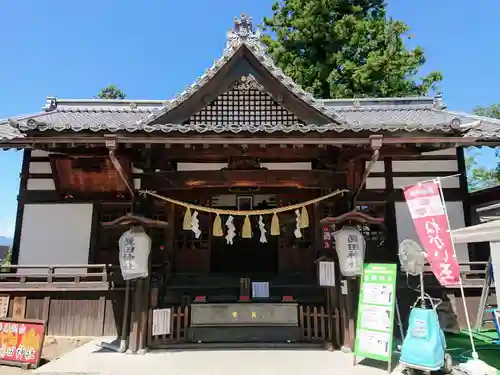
294;209;302;238
258;215;267;243
225;215;236;245
191;211;201;239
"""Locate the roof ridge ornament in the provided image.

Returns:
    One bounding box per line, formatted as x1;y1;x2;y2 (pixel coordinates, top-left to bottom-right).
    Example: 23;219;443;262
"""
226;13;261;48
433;94;447;110
43;97;57;112
232;74;264;92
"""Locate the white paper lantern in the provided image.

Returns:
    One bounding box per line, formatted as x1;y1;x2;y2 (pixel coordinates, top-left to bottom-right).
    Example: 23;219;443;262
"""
119;226;152;280
333;226;366;277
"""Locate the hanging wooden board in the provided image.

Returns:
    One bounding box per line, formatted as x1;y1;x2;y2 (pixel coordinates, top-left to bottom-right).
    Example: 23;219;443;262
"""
12;296;26;320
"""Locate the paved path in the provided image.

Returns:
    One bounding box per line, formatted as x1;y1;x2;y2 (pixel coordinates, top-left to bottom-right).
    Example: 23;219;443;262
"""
31;338;404;375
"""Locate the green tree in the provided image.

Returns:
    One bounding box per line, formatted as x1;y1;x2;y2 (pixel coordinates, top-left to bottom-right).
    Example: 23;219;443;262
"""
465;104;500;191
260;0;443;99
96;85;126;99
0;248;11;273
473;103;500;119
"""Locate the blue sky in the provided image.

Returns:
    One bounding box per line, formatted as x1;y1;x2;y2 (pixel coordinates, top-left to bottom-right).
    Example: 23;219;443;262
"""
0;0;498;237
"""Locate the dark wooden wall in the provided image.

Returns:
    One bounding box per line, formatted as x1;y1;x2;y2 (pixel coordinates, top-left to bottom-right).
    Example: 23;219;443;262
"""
6;291;125;337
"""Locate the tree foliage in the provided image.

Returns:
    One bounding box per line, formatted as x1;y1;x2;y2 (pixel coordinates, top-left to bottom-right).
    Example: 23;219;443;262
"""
0;248;11;272
466;104;500;191
260;0;443;99
473;103;500;119
96;85;126;100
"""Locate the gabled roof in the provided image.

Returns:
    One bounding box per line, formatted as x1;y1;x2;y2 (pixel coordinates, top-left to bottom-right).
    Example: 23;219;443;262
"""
139;14;346;127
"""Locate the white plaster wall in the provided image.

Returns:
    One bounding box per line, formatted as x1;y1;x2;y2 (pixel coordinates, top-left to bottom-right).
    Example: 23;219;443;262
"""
421;148;457;156
395;201;470;266
365;161;384;173
392;176;460;189
29;162;52;174
391;160;458;172
30;150;53;157
26;179;56;190
17;204;94;274
365;177;385;189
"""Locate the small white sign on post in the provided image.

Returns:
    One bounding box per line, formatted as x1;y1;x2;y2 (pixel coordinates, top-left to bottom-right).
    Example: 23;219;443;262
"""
318;261;336;287
152;308;171;336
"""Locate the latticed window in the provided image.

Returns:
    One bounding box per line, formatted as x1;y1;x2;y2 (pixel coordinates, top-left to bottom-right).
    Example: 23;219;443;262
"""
185;75;304;126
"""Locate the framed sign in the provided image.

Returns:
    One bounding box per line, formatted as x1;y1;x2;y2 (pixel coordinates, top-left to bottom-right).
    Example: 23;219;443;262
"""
0;318;45;369
354;264;397;370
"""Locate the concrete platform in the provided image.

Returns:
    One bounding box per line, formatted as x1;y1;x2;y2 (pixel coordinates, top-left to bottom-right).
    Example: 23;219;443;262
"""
33;337;405;375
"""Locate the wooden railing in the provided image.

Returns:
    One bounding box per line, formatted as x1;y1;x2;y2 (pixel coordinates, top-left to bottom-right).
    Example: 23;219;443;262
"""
0;264;111;291
299;305;339;346
0;260;492;292
148;304;340;347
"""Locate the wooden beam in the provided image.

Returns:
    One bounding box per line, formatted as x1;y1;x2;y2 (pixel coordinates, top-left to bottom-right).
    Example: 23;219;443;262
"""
0;135;481;146
352;135;382;204
141;170;346;190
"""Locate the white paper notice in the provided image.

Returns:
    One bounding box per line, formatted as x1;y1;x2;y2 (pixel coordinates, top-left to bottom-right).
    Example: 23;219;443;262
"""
357;330;390;357
319;261;336;287
362;284;393;306
152;308;171;336
360;305;392;331
252;282;270;298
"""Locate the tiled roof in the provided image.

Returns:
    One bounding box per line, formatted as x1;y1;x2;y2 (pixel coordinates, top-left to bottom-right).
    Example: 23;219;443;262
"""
0;121;25;141
444;110;500;139
3;96;494;136
324;98;487;132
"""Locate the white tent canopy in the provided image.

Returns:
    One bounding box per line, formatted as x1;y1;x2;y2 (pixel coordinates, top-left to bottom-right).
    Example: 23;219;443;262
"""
451;219;500;244
450;219;499;310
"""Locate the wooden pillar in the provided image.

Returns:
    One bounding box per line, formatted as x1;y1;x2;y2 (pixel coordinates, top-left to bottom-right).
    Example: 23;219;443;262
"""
127;279;142;353
137;276;150;354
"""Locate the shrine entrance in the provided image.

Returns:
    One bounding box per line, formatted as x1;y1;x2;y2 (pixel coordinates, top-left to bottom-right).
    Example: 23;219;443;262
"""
210;218;279;275
210;194;279;275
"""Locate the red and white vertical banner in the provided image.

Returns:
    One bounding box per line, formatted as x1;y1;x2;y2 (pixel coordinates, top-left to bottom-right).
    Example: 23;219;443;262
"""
403;181;460;286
